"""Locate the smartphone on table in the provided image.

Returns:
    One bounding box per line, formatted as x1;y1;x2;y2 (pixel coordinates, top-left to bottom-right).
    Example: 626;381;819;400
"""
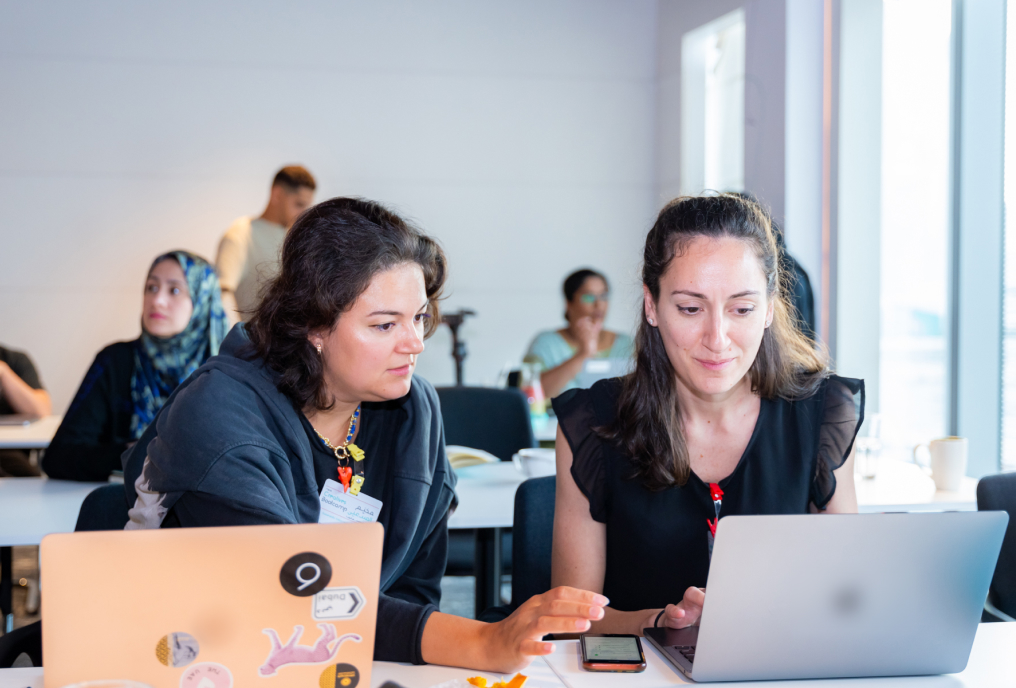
580;633;647;672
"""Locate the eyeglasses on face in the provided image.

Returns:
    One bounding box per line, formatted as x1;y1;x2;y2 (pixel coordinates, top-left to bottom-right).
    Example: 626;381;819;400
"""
579;293;610;304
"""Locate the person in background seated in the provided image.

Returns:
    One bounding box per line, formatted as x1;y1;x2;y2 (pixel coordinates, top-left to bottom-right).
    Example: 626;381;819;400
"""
124;198;605;672
552;194;862;636
216;165;316;325
43;251;226;482
523;269;633;398
0;344;51;476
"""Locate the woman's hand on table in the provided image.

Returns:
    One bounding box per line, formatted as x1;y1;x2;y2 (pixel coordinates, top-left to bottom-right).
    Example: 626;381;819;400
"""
483;587;608;672
643;587;706;632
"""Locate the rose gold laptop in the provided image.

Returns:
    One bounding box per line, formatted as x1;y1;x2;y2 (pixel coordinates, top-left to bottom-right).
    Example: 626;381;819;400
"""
41;523;382;688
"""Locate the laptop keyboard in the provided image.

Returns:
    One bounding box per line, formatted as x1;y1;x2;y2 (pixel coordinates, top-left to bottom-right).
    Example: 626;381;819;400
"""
672;645;695;664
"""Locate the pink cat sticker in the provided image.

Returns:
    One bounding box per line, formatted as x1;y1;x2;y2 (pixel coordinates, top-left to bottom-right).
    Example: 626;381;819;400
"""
258;623;361;677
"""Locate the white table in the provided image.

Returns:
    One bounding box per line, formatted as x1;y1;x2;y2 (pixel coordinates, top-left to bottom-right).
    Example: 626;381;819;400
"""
0;477;107;633
541;622;1016;687
0;417;61;450
0;478;109;548
856;459;978;512
2;622;1013;687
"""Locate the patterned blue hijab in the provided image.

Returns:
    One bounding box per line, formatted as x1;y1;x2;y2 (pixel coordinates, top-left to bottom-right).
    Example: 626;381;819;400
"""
130;251;228;439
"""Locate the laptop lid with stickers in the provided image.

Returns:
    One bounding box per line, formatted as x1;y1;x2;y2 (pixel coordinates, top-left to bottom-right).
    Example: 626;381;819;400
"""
41;522;382;688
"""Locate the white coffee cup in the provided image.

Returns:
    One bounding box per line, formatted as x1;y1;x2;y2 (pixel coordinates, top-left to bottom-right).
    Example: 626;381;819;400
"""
512;448;557;478
912;436;968;492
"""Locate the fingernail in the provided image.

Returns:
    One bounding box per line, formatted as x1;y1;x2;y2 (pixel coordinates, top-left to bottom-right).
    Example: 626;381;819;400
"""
590;606;604;619
545;643;556;653
593;594;609;606
575;619;591;630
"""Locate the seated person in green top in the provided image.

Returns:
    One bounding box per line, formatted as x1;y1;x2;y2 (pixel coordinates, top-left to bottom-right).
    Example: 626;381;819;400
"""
551;194;862;636
42;251;227;481
0;344;52;476
523;269;633;398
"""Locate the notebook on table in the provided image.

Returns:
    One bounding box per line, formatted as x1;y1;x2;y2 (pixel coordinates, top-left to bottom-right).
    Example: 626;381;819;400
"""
42;522;382;688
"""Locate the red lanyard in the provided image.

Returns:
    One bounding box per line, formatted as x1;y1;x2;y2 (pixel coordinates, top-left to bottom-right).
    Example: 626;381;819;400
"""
707;482;724;537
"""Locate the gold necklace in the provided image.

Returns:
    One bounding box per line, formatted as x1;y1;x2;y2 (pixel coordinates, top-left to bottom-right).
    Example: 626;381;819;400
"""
314;404;365;494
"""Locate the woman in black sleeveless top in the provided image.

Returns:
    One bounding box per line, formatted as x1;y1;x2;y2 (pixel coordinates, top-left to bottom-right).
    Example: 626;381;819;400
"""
551;194;864;635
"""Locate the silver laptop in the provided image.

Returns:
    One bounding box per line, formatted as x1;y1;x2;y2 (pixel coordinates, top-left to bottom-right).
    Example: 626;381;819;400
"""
643;512;1008;682
573;357;632;389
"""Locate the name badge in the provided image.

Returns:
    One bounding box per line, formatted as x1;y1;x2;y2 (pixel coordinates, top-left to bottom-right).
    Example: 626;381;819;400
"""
318;479;383;524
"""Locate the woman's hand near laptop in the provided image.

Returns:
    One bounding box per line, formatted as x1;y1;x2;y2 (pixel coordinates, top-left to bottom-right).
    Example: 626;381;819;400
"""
644;587;706;631
420;586;607;673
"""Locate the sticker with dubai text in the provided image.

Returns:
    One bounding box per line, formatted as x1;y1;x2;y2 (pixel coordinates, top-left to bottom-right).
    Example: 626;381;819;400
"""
179;661;232;688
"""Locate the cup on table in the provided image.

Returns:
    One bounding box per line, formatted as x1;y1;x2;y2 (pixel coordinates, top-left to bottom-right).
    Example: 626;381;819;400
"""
512;448;556;478
912;436;968;492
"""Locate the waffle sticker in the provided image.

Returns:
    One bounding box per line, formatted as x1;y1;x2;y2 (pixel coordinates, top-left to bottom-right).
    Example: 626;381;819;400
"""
259;623;362;677
319;663;360;688
180;661;232;688
155;632;200;668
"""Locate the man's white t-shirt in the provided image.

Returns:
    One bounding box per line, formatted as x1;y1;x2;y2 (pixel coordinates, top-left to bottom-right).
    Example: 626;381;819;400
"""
215;217;287;320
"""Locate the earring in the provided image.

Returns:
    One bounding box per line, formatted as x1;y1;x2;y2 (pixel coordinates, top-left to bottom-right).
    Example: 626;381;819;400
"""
315;344;322;354
648;318;655;326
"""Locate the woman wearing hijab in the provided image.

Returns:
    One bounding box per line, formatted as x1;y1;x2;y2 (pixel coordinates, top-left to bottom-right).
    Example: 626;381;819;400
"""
43;251;227;481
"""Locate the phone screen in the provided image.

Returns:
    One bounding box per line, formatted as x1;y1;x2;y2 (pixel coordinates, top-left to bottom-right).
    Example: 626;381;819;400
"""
582;636;642;662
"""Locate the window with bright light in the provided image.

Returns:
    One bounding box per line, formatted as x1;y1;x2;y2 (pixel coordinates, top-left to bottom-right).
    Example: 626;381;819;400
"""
1001;0;1016;471
879;0;953;459
680;9;745;195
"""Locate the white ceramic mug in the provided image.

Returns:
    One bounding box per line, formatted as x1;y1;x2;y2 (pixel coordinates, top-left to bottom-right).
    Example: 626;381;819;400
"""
912;436;968;492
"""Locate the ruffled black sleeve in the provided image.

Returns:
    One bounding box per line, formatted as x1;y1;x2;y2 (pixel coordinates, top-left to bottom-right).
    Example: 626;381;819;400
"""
552;381;619;523
811;375;865;509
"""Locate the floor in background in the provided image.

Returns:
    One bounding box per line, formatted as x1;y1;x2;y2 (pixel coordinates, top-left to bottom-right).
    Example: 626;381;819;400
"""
1;546;40;635
440;576;512;620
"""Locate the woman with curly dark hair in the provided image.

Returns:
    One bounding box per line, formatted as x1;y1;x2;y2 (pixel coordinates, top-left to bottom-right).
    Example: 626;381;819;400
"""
122;197;604;672
551;193;863;636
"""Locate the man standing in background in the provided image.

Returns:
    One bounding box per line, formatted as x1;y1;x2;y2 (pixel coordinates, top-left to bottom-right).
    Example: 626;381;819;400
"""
216;166;316;324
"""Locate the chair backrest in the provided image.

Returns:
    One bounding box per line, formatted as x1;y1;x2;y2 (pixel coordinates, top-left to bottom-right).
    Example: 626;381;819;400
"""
0;620;41;668
976;472;1016;617
510;476;556;608
74;483;130;532
436;387;535;461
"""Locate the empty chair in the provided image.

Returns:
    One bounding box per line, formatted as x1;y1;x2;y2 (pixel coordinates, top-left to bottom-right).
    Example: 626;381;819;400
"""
436;386;535;461
976;472;1016;621
478;476;556;621
437;387;535;582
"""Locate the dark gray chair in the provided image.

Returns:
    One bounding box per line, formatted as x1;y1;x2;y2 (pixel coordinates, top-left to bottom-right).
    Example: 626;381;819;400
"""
0;619;41;668
976;472;1016;622
437;387;536;582
74;484;130;532
436;387;536;461
478;476;556;621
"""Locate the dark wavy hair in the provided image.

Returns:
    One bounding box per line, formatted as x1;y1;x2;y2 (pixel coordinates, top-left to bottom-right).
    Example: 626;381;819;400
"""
562;269;608;321
246;197;446;411
598;194;830;490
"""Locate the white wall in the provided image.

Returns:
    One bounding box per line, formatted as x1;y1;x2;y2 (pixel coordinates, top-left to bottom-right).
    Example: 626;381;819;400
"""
657;0;788;221
784;0;826;338
836;0;881;411
0;0;658;411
